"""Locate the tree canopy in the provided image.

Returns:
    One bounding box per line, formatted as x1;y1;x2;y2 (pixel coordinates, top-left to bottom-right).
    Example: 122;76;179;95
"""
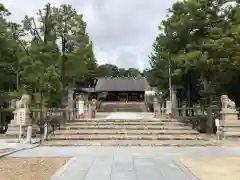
0;2;143;107
149;0;240;105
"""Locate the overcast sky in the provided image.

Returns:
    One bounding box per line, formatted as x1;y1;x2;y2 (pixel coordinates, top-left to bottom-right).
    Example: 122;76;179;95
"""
2;0;176;70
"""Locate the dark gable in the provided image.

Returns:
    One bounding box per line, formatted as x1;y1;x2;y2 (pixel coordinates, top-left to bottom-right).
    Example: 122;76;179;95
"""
95;77;150;92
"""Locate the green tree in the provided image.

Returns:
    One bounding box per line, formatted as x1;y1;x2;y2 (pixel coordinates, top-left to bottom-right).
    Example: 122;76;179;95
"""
118;68;128;77
20;3;62;106
126;68;140;77
97;64;119;77
150;0;240;105
0;4;29;97
19;3;98;106
52;4;97;87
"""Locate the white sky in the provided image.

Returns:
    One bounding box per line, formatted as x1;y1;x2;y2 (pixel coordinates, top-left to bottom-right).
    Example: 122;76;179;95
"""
1;0;176;70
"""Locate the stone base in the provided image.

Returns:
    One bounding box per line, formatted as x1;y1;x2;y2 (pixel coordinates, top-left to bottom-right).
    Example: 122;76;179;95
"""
220;120;240;138
220;110;239;121
5;124;27;138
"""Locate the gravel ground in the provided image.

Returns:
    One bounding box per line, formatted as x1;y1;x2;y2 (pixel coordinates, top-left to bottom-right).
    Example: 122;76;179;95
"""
0;157;70;180
180;156;240;180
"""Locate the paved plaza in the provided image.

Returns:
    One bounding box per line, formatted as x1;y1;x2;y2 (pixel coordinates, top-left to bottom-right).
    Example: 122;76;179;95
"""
4;146;240;180
1;112;240;179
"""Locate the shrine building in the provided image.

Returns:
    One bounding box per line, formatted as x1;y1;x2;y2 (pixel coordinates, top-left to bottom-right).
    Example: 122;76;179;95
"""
74;77;151;102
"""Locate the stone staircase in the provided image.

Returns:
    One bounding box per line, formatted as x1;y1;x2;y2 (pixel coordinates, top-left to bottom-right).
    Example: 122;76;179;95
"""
98;102;148;112
43;114;213;146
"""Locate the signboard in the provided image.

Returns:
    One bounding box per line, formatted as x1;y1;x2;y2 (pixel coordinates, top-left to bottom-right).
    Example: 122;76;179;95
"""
16;108;26;125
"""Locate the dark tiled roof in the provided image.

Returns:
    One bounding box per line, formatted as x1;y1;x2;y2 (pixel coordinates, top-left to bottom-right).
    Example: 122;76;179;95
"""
82;88;95;92
73;87;95;93
95;77;150;92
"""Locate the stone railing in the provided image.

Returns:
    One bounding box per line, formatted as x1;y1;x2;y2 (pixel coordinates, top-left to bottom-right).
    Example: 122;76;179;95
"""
153;101;220;134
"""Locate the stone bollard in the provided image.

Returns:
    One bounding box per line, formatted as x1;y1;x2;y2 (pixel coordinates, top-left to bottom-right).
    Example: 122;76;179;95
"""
25;125;32;144
153;98;159;118
43;122;48;140
166;100;172;116
92;108;96;119
215;118;222;140
92;99;97;119
181;104;186;117
88;103;92;119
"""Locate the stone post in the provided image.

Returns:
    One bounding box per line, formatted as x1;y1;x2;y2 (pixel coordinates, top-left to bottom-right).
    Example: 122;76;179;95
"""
67;88;74;121
181;103;186;117
172;88;178;116
166;100;172;115
25;125;32;144
153;97;160;118
195;104;202;115
88;103;92;119
78;95;84;119
92;99;97;119
75;99;78;119
215;118;222;140
43;122;48;140
159;94;164;116
160;103;164;116
206;106;214;133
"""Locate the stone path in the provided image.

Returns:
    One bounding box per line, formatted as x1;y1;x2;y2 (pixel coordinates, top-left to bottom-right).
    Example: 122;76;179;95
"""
9;146;240;180
50;156;195;180
0;139;18;148
0;139;20;156
105;112;143;120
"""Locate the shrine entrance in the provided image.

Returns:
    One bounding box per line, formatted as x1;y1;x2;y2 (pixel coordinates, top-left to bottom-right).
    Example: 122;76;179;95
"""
118;93;128;102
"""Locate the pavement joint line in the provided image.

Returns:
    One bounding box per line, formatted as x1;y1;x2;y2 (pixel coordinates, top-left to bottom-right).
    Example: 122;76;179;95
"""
173;159;199;180
50;157;77;180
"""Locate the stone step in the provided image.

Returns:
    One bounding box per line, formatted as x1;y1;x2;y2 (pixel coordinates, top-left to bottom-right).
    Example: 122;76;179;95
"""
60;125;193;130
224;132;240;137
0;134;18;139
98;103;146;112
98;108;144;113
49;134;202;140
43;139;213;146
223;127;240;132
98;109;145;112
70;119;182;122
64;121;185;126
53;129;198;135
222;120;240;127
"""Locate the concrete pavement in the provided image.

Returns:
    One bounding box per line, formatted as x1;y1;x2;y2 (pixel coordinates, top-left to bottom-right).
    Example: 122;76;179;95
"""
0;139;40;157
8;146;240;180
